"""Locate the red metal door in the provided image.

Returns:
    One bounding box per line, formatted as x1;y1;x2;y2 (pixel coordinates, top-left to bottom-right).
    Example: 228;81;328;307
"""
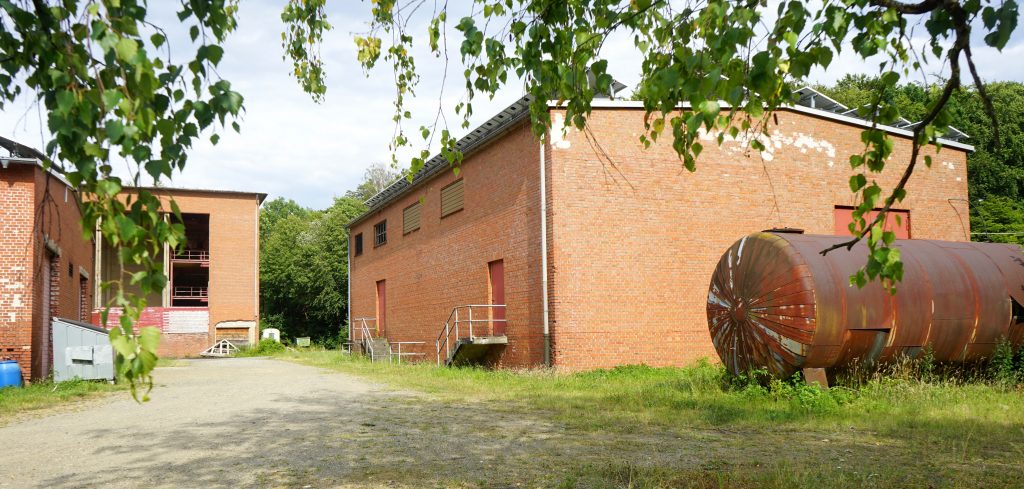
488;260;505;335
834;207;911;239
376;280;386;336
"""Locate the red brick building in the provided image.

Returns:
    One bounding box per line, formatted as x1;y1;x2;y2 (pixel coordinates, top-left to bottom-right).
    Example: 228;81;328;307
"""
349;88;973;371
93;188;265;357
0;154;95;383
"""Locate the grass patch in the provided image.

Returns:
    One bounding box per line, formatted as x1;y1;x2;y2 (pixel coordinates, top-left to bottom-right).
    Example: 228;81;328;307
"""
0;378;125;424
277;349;1024;487
279;349;1023;433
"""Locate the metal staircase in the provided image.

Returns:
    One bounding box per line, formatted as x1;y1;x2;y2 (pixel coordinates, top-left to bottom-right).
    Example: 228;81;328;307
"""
354;318;391;362
435;305;508;366
352;317;427;363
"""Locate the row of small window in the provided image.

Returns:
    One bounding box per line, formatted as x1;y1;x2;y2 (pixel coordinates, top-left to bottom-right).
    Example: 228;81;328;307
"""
353;179;464;256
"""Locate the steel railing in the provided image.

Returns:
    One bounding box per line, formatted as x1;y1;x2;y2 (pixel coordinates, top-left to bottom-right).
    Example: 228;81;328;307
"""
352;317;383;360
172;286;208;298
435;304;507;365
389;341;426;364
173;249;210;261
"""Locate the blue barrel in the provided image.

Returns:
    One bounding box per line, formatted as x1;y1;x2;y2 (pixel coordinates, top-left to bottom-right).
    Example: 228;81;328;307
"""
0;360;23;388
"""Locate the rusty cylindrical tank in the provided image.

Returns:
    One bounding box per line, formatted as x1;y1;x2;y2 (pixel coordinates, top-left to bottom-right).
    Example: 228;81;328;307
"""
706;232;1024;377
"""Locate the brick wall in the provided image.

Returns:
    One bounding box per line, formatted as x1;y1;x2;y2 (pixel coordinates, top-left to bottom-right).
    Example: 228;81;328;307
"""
349;122;545;366
0;165;36;383
547;107;970;370
93;306;210;357
0;163;94;383
93;189;261;356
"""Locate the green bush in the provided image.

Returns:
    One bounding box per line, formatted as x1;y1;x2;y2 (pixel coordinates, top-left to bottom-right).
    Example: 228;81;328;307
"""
236;339;286;357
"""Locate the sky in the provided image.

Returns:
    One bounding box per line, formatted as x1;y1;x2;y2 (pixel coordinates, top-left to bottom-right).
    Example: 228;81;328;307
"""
1;1;1022;209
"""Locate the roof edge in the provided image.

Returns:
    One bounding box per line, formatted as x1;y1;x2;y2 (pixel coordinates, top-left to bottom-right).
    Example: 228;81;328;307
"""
578;99;974;152
126;186;268;204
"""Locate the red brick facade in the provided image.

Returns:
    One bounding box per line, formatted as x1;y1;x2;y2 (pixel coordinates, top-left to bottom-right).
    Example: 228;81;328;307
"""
350;104;971;370
350;123;545;366
0;162;94;383
92;188;263;358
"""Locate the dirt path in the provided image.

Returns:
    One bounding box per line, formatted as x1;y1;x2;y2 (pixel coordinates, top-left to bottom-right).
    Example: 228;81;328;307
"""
0;358;712;488
5;357;1000;488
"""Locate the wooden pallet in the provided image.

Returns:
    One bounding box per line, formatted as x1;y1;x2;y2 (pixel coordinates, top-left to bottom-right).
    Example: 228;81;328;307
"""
200;339;239;357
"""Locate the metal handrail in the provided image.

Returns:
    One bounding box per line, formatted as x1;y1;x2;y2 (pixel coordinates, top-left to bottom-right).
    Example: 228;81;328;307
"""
172;286;208;298
389;341;426;364
352;317;382;360
435;304;507;365
173;249;210;261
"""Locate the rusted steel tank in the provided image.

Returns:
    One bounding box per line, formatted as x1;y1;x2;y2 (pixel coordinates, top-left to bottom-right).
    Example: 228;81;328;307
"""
707;231;1024;377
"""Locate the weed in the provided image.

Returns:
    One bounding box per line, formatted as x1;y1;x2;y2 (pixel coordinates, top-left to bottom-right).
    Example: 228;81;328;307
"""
989;338;1021;385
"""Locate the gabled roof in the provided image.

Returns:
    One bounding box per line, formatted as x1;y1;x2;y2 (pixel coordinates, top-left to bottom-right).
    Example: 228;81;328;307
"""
348;86;975;227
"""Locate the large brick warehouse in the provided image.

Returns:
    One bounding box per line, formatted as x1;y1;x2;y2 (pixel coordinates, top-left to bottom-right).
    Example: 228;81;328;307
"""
347;88;974;371
92;187;266;358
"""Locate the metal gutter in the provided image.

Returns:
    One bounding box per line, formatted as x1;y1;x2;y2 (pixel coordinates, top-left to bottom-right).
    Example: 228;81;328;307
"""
539;136;551;367
347;234;352;349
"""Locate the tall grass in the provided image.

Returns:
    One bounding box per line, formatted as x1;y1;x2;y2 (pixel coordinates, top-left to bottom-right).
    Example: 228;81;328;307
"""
279;349;1023;437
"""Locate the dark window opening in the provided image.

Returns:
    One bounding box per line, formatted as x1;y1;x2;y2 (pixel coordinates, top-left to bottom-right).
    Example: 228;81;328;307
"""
68;263;74;277
172;213;211;261
171;213;210;307
354;233;364;256
374;221;387;247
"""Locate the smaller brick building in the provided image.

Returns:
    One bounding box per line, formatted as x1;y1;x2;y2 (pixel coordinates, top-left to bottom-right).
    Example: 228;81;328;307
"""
347;87;974;371
0;151;95;383
93;187;266;357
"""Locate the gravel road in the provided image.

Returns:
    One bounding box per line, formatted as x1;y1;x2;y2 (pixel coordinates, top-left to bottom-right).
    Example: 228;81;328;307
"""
0;357;682;488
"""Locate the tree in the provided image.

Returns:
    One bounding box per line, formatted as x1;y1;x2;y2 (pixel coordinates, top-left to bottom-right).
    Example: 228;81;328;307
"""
260;196;365;345
328;0;1019;291
344;162;402;202
973;196;1024;245
260;197;311;244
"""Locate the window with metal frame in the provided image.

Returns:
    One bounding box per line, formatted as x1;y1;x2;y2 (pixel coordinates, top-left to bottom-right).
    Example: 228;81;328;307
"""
403;202;422;234
440;179;464;217
373;221;387;247
354;233;363;256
